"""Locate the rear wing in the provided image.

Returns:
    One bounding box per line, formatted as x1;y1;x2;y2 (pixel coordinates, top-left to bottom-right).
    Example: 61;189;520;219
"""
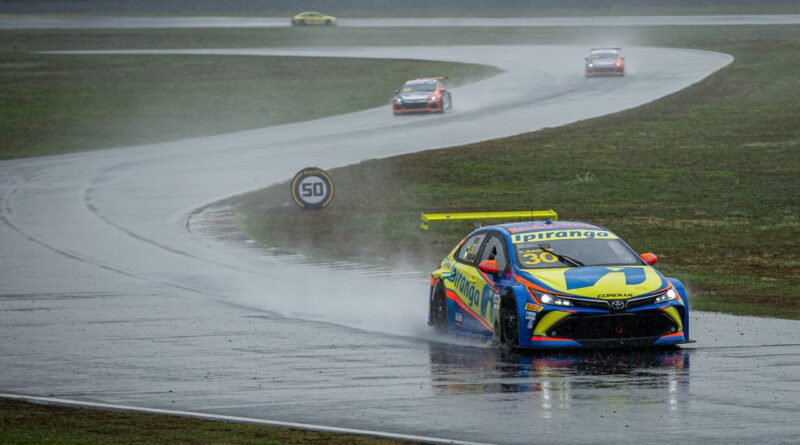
420;210;558;230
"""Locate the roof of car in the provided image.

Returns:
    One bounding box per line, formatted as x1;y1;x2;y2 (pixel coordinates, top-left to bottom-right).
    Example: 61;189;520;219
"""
590;48;621;53
490;220;606;234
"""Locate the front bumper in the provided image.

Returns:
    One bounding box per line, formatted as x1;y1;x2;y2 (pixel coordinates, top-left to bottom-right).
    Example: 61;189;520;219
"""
524;308;688;349
586;66;625;76
393;100;442;114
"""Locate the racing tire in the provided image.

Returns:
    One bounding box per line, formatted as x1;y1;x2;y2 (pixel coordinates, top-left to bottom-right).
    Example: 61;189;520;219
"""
298;20;306;26
325;19;333;26
431;281;448;334
499;298;519;349
443;93;452;111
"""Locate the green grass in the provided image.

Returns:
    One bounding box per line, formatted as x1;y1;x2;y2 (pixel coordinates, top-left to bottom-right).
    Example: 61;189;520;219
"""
0;399;416;445
236;25;800;319
0;31;499;158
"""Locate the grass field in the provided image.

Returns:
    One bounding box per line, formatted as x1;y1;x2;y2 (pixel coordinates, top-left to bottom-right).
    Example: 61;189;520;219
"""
236;25;800;319
0;399;416;445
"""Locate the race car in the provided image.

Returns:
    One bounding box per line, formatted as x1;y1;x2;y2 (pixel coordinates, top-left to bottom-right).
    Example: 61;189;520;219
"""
392;77;452;115
423;210;691;349
585;48;625;77
291;11;337;26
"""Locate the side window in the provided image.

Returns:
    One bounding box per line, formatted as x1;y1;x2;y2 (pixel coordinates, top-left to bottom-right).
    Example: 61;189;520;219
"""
479;235;508;273
457;233;486;264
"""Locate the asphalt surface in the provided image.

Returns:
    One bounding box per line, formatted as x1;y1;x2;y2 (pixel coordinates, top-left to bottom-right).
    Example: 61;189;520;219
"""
1;25;800;445
3;15;800;29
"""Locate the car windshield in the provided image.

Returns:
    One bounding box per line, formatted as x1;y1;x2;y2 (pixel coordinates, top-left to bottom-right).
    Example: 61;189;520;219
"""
591;52;619;60
515;239;640;269
402;82;436;93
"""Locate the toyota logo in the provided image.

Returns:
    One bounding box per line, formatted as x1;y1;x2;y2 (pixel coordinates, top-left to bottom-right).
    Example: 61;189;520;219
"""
610;300;626;311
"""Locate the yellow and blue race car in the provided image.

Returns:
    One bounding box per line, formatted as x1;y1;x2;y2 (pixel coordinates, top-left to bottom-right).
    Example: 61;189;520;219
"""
424;210;691;349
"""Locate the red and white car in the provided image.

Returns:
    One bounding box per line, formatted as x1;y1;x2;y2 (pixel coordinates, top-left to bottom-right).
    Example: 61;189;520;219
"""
392;77;452;115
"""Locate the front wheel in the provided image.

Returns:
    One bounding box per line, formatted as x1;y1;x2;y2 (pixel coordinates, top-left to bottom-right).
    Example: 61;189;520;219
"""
500;299;519;349
431;281;448;334
325;19;332;26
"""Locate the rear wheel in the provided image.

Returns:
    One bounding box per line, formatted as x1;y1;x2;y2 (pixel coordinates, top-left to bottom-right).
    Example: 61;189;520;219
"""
500;298;519;349
431;281;448;334
325;19;333;26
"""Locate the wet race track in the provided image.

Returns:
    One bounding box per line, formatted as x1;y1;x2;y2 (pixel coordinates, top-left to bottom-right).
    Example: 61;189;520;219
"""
2;16;800;445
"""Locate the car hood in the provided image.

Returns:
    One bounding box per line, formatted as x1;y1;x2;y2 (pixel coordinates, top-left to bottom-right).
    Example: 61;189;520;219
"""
519;265;669;299
398;92;434;101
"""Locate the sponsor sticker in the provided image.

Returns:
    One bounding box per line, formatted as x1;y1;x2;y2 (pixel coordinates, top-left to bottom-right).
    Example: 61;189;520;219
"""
511;230;618;244
525;303;543;312
525;311;538;321
455;313;463;322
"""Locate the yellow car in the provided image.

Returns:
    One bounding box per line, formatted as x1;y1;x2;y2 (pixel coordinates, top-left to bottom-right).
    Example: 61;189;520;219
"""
291;11;337;26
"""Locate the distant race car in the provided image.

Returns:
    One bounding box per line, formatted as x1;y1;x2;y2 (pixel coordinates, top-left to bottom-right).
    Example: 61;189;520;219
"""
392;77;452;115
423;210;691;349
291;11;337;26
585;48;625;77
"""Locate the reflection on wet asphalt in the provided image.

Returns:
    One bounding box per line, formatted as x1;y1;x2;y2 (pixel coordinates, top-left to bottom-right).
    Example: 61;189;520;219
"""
3;281;798;444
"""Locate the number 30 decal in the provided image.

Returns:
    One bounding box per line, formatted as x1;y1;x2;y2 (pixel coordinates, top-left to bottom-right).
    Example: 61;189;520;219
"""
520;249;558;267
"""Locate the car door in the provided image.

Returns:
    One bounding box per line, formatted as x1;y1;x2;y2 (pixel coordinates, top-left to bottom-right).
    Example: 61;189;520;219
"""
475;233;508;325
450;231;502;334
308;12;323;25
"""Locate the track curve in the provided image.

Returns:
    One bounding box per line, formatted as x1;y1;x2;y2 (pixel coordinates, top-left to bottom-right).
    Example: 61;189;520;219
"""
2;40;800;444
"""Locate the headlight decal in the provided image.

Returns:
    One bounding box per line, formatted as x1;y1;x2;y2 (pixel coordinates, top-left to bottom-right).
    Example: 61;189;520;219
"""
659;306;684;332
532;311;571;336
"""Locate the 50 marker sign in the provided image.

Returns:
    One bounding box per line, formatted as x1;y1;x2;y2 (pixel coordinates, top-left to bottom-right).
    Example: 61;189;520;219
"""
290;167;334;210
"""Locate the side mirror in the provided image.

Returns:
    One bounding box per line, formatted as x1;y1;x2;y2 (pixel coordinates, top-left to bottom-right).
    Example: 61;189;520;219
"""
439;88;447;93
394;90;400;94
584;57;588;62
640;252;658;265
478;260;499;275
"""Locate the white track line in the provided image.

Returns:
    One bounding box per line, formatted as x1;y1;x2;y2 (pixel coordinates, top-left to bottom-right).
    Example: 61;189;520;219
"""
0;393;496;445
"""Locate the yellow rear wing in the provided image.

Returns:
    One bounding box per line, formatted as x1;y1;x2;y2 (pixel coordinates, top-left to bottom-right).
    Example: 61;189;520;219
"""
420;210;558;230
